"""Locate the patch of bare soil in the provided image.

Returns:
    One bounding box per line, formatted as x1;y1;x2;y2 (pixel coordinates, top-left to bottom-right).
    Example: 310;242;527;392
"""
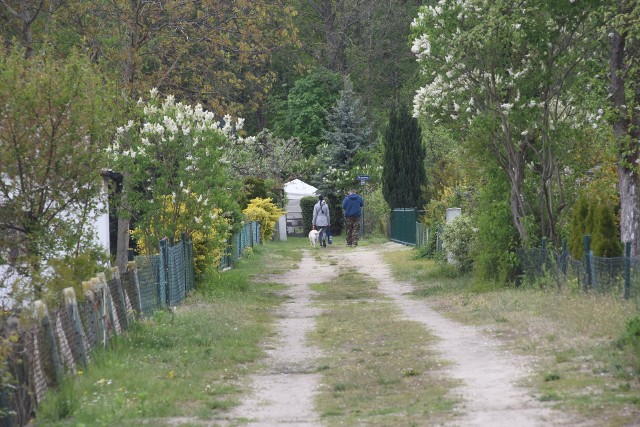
222;251;337;426
342;246;587;427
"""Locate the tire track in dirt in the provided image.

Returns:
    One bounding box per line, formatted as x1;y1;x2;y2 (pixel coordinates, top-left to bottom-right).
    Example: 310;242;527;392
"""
343;245;581;427
224;251;336;426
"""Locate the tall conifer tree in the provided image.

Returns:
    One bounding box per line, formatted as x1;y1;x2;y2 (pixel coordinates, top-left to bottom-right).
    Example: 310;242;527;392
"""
382;107;426;209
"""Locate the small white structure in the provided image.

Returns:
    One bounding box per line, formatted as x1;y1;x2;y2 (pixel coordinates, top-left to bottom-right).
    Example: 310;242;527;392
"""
283;179;317;235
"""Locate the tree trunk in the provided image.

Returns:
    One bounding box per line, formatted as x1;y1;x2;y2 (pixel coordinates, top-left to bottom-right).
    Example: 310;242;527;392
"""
610;8;640;256
116;217;130;274
617;167;640;256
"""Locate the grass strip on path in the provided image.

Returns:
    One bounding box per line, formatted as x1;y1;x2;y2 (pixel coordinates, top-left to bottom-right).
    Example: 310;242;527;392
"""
309;265;458;427
383;249;640;427
36;240;305;427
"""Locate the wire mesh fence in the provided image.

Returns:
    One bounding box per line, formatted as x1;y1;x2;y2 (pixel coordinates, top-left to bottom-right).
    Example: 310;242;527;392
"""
0;222;262;425
0;237;194;426
517;237;639;306
220;221;261;270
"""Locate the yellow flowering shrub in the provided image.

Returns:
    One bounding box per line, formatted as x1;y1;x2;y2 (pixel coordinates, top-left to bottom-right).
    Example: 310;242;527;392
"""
242;197;285;242
131;194;230;276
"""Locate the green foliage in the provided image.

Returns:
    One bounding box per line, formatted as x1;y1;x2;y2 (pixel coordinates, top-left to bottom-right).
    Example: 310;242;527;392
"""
39;252;107;307
242;198;286;242
421;122;466;203
411;0;607;246
300;196;318;235
226;129;304;183
131;196;230;276
274;68;343;156
363;187;390;236
568;193;622;259
240;177;269;210
616;316;640;377
326;193;344;236
37;378;78;422
382;106;426;210
472;170;520;286
0;47;116;284
112;91;243;255
442;215;476;273
323;78;371;170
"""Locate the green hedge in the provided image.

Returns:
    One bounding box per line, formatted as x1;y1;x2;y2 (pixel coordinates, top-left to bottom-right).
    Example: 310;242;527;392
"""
301;195;344;236
300;196;317;235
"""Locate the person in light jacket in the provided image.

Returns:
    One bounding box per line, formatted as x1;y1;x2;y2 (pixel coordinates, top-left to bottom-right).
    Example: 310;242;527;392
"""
312;195;330;247
342;189;363;247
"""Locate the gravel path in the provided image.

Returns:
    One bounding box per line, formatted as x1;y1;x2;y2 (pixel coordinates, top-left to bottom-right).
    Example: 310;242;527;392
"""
342;246;576;427
224;243;579;426
225;253;336;426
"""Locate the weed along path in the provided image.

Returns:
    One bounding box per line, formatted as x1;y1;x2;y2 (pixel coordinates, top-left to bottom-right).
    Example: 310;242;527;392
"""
225;251;337;426
342;245;575;427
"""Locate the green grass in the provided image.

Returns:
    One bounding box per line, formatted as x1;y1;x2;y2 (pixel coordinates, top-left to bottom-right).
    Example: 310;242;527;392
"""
35;241;303;426
383;247;640;426
309;268;458;426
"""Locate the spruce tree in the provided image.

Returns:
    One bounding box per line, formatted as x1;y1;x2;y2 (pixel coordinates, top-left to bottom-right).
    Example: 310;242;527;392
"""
324;78;371;170
382;106;426;209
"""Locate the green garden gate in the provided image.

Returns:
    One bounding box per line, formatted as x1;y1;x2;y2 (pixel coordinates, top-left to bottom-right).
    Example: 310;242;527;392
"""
391;208;418;245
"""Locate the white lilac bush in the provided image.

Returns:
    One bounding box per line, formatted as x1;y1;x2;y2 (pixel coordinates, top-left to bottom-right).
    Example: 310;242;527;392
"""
109;90;244;265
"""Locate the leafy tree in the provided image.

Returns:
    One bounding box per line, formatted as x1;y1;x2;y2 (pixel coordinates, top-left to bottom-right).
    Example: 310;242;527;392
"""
0;0;59;58
110;91;242;260
226;129;304;183
382;106;426;209
605;0;640;256
275;67;342;156
0;48;115;289
411;0;604;245
471;167;520;285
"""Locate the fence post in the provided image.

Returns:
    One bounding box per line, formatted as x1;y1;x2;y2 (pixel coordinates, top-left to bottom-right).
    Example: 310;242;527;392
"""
110;268;129;331
34;301;64;388
126;261;143;315
625;241;631;300
63;288;88;368
99;272;120;335
82;280;99;350
583;235;593;290
160;238;170;306
561;238;568;275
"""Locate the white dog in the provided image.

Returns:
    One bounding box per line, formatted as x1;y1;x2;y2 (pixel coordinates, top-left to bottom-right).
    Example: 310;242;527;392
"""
308;229;319;247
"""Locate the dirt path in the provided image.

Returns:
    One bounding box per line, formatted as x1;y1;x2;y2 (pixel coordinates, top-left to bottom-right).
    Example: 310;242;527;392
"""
342;245;576;427
225;252;337;426
225;243;577;426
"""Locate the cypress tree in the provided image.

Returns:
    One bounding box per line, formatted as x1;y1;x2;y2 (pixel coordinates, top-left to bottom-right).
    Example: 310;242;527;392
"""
382;106;426;209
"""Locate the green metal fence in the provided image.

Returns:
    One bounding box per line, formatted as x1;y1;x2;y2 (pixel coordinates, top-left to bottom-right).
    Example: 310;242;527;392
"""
390;209;418;245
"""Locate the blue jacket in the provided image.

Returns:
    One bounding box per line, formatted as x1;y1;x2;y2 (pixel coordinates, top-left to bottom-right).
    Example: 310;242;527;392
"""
342;193;364;217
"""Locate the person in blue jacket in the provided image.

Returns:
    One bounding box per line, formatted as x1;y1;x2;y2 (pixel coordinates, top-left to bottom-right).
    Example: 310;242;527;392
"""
342;189;364;247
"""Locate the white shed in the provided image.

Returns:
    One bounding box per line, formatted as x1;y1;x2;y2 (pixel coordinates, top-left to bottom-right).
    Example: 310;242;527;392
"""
283;179;317;235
